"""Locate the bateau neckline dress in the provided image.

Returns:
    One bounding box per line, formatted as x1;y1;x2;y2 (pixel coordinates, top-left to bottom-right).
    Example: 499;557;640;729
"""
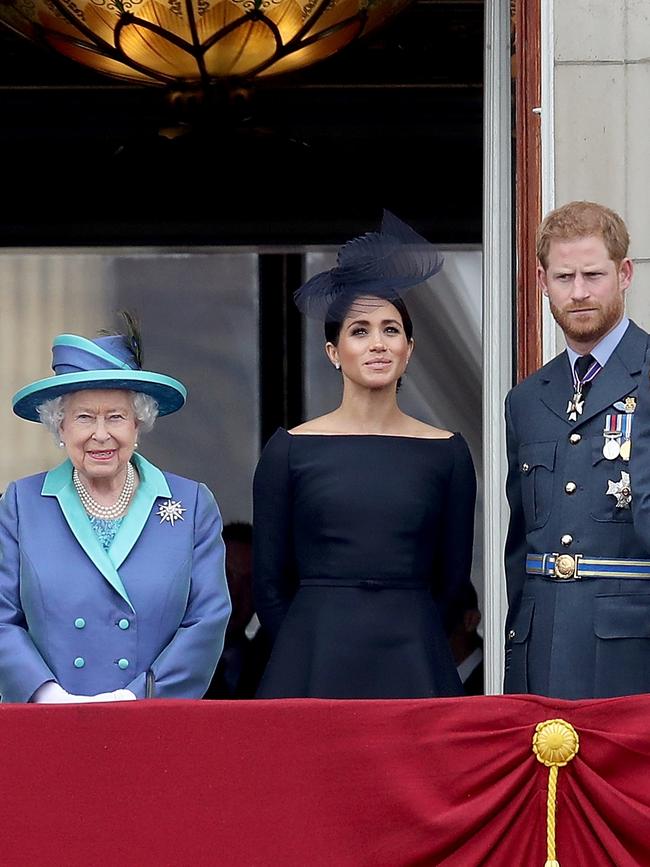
253;427;476;699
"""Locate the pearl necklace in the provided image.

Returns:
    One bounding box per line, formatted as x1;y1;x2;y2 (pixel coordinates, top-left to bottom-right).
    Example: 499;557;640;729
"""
73;462;136;520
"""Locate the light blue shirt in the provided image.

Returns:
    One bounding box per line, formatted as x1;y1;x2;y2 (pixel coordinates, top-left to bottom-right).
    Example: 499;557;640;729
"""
566;316;630;375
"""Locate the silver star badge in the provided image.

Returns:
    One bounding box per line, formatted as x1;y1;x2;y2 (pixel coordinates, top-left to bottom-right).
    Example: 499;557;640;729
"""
157;499;186;526
606;471;632;509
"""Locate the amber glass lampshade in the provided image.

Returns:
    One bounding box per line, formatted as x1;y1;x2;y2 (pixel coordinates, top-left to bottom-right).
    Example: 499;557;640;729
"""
0;0;410;85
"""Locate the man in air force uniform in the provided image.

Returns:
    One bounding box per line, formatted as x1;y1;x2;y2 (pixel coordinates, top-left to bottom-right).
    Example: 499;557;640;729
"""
504;200;650;699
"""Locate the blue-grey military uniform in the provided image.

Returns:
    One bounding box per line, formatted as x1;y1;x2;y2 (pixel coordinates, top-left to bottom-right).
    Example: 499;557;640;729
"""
504;319;650;698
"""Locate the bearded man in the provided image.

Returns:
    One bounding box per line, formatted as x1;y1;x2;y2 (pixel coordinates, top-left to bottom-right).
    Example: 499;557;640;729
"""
504;200;650;698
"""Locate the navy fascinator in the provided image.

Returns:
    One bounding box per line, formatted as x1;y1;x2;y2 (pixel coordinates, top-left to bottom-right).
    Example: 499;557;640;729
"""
294;210;444;320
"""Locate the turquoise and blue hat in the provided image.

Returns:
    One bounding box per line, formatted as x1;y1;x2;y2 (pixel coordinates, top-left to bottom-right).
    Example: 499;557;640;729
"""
12;333;187;422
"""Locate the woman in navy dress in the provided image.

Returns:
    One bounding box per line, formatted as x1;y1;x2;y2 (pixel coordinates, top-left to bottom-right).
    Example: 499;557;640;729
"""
253;212;476;698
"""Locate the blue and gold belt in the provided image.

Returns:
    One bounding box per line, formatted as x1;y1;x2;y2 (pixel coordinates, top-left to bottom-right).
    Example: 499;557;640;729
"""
526;553;650;580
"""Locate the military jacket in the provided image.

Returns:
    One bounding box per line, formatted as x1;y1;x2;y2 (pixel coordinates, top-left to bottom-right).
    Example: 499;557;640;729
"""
504;319;650;698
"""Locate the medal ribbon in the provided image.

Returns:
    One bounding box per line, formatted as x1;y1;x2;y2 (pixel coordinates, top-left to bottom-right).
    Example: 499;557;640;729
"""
621;413;632;442
572;357;602;390
567;356;603;421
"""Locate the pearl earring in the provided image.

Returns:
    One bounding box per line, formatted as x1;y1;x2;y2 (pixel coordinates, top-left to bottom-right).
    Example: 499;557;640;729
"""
335;363;341;370
133;442;139;450
58;441;64;448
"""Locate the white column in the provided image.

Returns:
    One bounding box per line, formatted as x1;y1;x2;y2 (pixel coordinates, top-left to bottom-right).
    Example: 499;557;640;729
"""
540;0;558;363
482;0;512;694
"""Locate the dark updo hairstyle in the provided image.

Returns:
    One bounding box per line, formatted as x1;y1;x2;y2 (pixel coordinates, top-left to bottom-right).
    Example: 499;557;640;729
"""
324;292;414;346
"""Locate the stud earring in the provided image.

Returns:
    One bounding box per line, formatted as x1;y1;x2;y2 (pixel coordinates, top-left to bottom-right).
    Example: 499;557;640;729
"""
133;442;139;450
58;440;64;448
335;363;341;370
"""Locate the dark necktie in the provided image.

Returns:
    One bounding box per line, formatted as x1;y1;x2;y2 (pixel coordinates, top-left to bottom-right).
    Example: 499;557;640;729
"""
575;353;596;401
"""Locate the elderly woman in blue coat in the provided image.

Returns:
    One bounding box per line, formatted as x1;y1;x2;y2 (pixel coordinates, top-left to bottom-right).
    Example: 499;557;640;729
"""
0;320;231;703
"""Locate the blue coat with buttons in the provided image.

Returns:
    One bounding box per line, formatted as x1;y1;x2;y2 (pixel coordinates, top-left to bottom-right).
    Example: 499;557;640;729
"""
0;452;231;702
504;319;650;699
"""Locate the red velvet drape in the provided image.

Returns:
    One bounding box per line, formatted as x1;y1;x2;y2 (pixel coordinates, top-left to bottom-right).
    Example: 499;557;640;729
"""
2;694;649;866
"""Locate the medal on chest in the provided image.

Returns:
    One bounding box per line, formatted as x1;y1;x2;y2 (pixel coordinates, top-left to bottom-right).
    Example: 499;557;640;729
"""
567;356;602;422
606;471;632;509
620;412;633;461
567;390;585;422
603;414;622;460
606;399;635;461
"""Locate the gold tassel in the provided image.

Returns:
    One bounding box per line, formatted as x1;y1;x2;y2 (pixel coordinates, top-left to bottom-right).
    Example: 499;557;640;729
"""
532;719;579;867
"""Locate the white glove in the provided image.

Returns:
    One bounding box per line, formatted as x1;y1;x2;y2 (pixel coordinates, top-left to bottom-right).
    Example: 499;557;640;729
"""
90;689;137;702
31;681;93;703
31;682;136;703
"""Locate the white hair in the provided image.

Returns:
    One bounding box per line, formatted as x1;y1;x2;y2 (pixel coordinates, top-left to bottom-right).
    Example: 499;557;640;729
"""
37;397;66;441
37;390;159;443
130;393;159;433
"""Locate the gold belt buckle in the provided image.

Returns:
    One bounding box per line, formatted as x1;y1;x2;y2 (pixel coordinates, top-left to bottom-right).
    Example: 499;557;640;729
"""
553;553;579;579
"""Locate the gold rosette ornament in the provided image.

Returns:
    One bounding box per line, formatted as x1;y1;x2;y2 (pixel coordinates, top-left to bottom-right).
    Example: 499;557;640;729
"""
532;719;580;867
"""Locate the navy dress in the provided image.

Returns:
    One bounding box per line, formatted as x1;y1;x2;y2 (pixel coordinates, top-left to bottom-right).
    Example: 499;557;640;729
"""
253;428;476;698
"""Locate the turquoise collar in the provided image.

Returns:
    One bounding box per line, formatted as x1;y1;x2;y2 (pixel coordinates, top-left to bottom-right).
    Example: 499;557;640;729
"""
41;453;172;612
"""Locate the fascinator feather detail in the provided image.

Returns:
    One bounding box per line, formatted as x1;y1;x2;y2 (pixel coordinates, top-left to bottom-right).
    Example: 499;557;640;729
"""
294;210;443;319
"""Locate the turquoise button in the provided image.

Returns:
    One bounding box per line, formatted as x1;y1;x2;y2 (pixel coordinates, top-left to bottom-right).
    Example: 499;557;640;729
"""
74;618;86;629
118;619;130;630
74;657;85;669
118;658;129;670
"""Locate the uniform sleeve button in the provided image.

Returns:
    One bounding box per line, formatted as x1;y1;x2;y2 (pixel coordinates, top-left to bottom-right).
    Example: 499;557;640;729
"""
508;629;516;640
74;618;86;629
521;463;530;473
74;657;85;668
565;482;577;494
117;658;130;670
118;619;130;630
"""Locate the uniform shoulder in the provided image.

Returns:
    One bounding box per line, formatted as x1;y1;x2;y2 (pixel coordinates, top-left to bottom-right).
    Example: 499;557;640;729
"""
626;318;649;339
619;319;650;367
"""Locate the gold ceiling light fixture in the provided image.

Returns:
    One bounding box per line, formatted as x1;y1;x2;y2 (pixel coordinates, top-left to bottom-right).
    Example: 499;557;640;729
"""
0;0;411;87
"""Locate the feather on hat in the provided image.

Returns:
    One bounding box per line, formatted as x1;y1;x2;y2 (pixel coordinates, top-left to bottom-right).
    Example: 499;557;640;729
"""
294;210;443;319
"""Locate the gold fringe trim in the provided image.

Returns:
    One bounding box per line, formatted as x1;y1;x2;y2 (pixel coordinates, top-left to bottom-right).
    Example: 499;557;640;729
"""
532;719;579;867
